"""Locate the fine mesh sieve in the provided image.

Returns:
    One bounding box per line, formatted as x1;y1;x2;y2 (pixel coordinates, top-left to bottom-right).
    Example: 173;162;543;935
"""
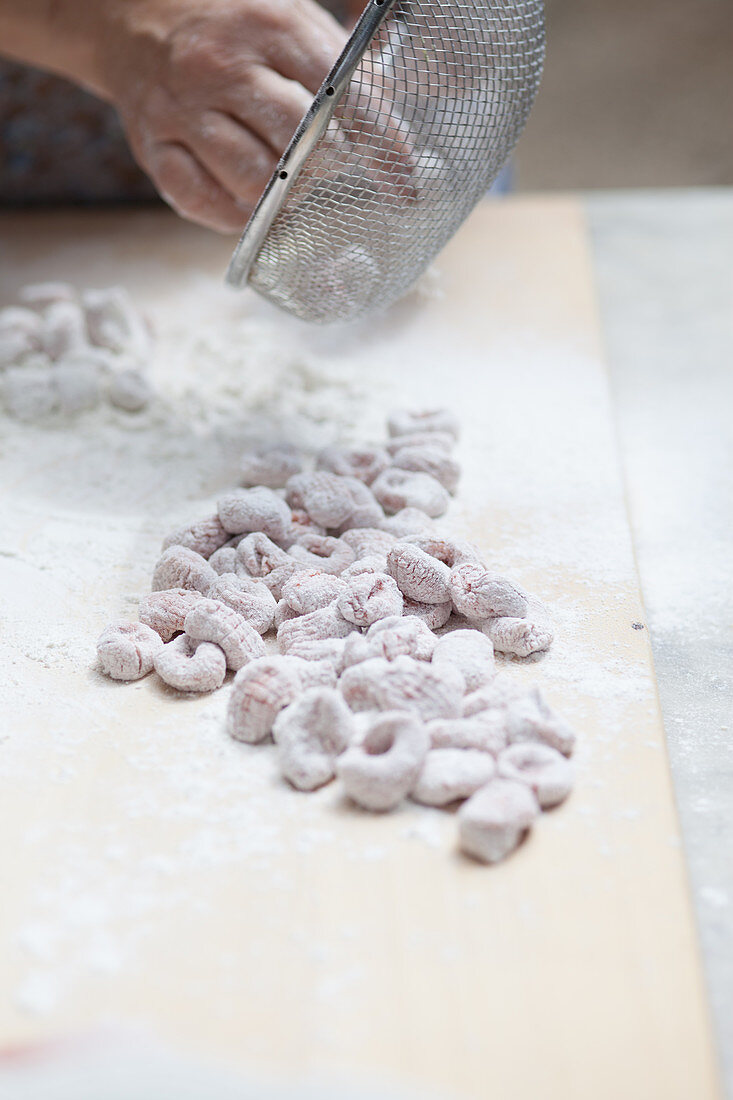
227;0;545;324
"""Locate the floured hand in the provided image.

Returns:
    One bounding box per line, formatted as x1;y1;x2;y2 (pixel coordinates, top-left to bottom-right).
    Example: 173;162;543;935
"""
96;0;350;232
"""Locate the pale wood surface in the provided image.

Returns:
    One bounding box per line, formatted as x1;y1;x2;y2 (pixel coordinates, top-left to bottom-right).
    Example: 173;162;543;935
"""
0;198;721;1099
587;189;733;1098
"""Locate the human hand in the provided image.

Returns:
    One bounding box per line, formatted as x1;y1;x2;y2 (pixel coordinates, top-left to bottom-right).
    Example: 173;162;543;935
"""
318;0;368;30
95;0;350;232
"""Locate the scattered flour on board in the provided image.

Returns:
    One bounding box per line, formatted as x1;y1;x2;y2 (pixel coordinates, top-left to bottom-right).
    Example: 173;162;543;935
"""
1;277;656;1018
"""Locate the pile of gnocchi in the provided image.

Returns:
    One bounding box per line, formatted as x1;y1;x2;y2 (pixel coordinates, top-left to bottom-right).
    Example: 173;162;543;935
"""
0;282;154;419
97;410;575;864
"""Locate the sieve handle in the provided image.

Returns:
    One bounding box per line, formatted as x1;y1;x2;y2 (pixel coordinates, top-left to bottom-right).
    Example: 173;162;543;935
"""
226;0;399;290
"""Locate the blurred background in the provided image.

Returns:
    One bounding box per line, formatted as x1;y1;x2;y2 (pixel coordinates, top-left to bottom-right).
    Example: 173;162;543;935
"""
516;0;733;188
1;0;731;206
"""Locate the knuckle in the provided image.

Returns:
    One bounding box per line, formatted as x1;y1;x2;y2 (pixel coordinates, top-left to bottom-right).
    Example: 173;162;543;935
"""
169;24;222;78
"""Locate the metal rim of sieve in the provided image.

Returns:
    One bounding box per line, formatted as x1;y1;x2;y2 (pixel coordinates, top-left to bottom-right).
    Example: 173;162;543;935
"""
226;0;398;291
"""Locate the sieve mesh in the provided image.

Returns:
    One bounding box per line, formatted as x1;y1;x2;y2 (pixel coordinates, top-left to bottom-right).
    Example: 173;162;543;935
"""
228;0;545;324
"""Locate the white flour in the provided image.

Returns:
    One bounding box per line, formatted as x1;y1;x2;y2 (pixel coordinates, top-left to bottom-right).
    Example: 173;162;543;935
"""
1;274;655;1026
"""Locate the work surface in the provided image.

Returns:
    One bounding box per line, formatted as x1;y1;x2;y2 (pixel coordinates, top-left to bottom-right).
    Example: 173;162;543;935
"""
0;194;728;1099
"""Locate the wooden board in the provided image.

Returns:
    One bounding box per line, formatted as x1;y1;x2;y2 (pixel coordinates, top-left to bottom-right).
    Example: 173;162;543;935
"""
0;198;720;1099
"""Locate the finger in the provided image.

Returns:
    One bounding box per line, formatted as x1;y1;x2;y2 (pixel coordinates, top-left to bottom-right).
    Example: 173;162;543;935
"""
146;141;248;234
188;110;277;205
344;0;367;30
264;0;348;94
262;4;417;197
325;80;419;201
315;0;362;27
222;68;313;155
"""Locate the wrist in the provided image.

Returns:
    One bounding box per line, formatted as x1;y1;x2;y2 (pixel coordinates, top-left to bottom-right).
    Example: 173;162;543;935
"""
90;0;167;104
0;1;108;96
